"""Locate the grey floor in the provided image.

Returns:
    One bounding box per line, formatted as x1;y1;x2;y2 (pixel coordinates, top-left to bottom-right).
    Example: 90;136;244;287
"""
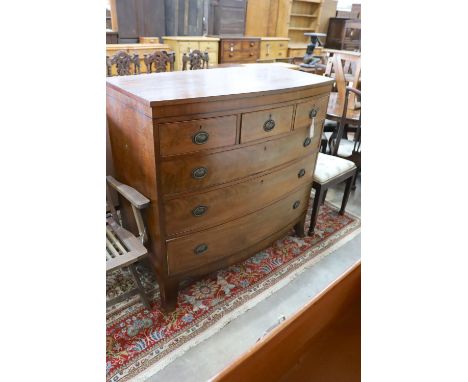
147;177;361;382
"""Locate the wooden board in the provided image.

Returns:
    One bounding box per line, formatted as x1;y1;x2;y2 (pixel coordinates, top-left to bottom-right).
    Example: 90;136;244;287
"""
213;261;361;381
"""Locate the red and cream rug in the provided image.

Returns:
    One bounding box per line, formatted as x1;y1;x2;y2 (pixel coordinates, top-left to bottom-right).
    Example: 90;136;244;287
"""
106;199;360;382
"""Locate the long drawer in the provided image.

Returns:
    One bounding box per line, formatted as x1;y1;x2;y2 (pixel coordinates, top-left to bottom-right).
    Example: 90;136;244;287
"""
159;115;237;156
160;126;320;195
166;183;311;275
164;152;318;236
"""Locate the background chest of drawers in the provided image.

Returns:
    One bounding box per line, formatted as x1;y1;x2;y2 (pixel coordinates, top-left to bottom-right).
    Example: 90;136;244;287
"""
162;36;220;71
219;37;261;63
106;66;333;311
259;37;289;60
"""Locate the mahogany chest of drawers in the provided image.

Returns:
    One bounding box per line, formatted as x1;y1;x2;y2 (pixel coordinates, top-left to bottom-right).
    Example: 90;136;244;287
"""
106;66;333;311
219;37;261;63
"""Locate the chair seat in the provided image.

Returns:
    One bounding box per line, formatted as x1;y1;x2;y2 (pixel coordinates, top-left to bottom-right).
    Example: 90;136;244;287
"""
106;218;147;272
323;132;360;157
314;153;356;184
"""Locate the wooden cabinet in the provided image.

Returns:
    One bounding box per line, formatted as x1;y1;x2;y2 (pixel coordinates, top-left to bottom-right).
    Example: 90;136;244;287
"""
245;0;291;37
208;0;248;36
113;0;165;42
106;66;333;311
259;37;289;60
325;18;361;51
162;36;220;71
219;37;261;63
106;43;171;75
286;0;326;57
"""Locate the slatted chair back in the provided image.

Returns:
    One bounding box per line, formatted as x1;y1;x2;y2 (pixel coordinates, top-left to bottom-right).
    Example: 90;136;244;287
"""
324;53;361;99
182;49;209;70
143;50;175;73
331;87;361;159
106;50;141;77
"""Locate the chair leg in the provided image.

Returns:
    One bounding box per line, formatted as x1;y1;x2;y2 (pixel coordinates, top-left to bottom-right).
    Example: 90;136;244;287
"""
129;263;151;310
321;189;328;205
308;185;324;235
351;167;359;190
340;173;354;215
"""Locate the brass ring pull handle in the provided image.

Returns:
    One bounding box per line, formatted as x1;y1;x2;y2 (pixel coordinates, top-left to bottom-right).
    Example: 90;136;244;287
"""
192;131;209;145
194;243;208;255
303;137;312;147
298;168;306;178
263;114;275;132
192;167;208;179
192;205;208;217
293;200;300;209
309;108;318;118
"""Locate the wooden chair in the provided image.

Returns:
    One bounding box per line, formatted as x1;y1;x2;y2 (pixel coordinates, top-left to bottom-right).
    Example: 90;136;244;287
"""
106;176;151;309
143;50;175;73
182;49;209;70
329;87;361;189
106;50;140;77
308;153;357;235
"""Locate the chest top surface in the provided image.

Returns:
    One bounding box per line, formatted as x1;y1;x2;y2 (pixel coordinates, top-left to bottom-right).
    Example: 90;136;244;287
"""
106;66;333;107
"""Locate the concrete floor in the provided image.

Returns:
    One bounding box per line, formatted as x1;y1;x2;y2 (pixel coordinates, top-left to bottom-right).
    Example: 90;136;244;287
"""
147;177;361;382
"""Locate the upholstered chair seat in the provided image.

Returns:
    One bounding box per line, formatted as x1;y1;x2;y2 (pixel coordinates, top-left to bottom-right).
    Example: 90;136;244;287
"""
314;153;356;184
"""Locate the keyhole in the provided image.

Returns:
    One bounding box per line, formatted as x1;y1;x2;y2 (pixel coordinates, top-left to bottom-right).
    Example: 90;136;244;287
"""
264;146;267;151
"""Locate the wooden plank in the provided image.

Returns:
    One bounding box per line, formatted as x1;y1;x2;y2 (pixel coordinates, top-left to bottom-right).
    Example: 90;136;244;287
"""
213;261;361;381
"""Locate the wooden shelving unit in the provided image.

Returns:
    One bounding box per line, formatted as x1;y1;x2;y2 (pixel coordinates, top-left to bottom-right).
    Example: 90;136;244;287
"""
287;0;324;57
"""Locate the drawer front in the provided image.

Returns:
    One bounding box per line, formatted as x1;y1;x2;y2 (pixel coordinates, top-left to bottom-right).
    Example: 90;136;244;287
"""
207;52;218;66
222;40;242;52
294;93;330;135
166;183;311;275
178;41;200;54
160;127;317;195
199;41;218;53
159;115;237;156
240;105;294;143
165;152;317;235
140;37;159;44
260;41;287;59
241;40;260;50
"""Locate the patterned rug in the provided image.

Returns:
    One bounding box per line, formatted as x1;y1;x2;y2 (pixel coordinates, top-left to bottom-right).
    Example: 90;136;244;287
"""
106;199;360;382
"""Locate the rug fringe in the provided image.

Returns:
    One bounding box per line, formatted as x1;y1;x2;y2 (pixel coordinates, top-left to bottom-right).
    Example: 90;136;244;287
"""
128;226;361;382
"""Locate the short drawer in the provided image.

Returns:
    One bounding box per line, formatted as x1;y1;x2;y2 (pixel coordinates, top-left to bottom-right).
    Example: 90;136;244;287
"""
222;40;242;52
166;183;311;275
178;42;199;54
240;105;294;143
164;152;317;235
294;93;330;136
199;41;218;53
241;40;260;50
159;115;237;156
160;126;317;195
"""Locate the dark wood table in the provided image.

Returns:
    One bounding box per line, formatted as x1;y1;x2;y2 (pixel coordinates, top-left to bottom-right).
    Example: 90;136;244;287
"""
326;92;360;123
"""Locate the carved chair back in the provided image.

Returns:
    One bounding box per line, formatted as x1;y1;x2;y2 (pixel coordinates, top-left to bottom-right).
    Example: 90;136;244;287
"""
182;49;209;70
144;50;175;73
106;50;141;76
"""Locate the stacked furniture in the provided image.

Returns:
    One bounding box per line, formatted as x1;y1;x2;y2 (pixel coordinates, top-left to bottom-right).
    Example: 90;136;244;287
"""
219;37;261;64
106;66;333;311
325;18;361;51
106;43;172;76
111;0;165;43
162;36;220;70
